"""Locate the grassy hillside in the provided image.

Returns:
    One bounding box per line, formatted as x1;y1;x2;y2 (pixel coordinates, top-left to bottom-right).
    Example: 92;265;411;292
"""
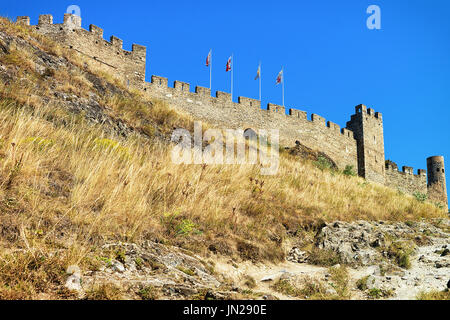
0;18;445;299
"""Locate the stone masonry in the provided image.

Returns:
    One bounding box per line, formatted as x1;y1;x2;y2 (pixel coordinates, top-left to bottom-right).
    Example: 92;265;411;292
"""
15;14;448;208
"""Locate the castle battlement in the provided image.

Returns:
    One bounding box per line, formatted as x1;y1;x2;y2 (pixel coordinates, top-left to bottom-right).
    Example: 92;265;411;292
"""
144;74;357;143
385;160;427;177
15;14;447;208
18;14;146;87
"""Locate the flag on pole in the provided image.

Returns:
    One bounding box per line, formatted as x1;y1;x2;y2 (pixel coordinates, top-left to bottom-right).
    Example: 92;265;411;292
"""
276;69;283;85
226;56;232;72
206;50;212;67
255;63;261;80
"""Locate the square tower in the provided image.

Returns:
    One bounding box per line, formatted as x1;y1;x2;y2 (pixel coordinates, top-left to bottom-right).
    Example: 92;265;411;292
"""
346;105;385;184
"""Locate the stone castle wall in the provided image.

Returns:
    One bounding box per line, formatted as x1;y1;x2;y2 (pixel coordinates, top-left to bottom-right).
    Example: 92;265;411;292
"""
384;162;427;195
17;14;146;88
144;75;358;170
346;105;385;185
14;14;448;206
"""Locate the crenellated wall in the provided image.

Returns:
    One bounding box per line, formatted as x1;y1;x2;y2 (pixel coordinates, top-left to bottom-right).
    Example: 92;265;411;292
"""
384;161;427;195
20;14;146;88
143;76;358;171
13;14;448;207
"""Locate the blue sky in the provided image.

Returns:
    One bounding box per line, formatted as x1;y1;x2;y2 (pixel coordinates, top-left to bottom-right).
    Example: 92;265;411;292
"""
2;0;450;174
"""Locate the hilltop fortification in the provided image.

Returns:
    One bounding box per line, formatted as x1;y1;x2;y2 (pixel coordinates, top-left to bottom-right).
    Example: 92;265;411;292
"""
16;14;448;208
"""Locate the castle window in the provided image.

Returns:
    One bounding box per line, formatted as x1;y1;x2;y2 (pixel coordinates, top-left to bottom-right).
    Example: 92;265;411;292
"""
437;168;440;172
374;136;376;144
250;102;253;107
443;169;445;173
244;128;257;140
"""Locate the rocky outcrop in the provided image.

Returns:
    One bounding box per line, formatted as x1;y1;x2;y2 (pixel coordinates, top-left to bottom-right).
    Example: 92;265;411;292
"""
287;219;450;299
72;241;221;299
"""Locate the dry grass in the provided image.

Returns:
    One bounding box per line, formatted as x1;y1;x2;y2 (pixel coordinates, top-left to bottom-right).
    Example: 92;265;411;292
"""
416;290;450;300
0;16;446;299
270;266;351;300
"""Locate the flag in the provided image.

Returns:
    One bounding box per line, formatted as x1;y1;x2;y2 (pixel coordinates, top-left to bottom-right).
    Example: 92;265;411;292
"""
276;69;283;85
206;50;212;67
255;64;261;80
226;56;232;72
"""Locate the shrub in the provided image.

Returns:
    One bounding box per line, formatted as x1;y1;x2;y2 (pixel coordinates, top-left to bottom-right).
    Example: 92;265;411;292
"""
314;155;333;171
307;248;341;267
297;277;330;300
328;265;350;299
243;275;256;289
356;276;369;291
413;192;427;203
367;287;393;299
271;279;300;297
138;286;159;300
343;165;357;177
176;219;200;236
387;241;415;269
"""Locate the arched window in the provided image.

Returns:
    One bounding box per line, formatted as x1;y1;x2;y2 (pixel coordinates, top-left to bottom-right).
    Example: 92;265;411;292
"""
243;128;257;140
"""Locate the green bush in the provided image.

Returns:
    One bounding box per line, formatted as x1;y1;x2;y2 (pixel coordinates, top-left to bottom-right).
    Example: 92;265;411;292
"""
314;156;333;171
413;192;427;203
343;165;357;177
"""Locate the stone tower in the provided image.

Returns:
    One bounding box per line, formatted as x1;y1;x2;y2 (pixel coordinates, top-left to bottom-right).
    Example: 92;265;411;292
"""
346;104;385;184
427;156;447;208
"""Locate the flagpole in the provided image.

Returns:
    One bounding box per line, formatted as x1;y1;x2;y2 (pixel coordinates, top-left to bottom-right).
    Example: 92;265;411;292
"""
210;50;212;90
231;53;234;102
282;66;285;107
259;62;261;103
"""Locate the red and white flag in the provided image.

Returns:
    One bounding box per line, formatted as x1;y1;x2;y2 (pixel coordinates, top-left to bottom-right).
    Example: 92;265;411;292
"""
206;50;212;67
276;69;283;85
226;56;232;72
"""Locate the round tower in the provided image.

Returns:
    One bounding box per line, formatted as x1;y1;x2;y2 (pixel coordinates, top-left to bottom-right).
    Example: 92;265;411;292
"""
426;156;447;208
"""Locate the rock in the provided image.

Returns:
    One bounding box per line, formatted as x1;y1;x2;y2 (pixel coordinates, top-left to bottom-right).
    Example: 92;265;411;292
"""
261;274;278;282
173;285;197;296
205;291;226;300
65;274;82;292
287;247;308;263
64;265;82;292
111;260;126;273
262;294;278;300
